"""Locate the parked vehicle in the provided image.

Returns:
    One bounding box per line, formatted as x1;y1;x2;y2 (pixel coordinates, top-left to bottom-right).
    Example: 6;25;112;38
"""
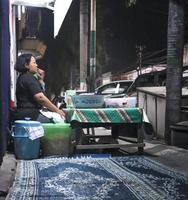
182;69;188;88
95;67;188;108
95;80;133;97
127;70;166;96
127;67;188;96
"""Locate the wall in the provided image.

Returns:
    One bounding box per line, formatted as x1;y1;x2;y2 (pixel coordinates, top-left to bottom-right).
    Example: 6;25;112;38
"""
137;87;188;139
0;0;10;165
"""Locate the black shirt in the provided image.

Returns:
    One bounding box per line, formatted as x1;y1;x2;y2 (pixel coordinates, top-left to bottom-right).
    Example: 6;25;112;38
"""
16;73;43;109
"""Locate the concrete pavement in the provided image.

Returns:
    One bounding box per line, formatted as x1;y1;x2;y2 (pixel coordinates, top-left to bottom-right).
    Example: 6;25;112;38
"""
0;154;16;200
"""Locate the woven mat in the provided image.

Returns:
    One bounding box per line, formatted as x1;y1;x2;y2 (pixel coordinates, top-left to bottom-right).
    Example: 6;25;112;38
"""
7;156;188;200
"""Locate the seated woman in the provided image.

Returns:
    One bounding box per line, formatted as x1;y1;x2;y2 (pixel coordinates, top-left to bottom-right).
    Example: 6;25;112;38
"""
13;53;65;123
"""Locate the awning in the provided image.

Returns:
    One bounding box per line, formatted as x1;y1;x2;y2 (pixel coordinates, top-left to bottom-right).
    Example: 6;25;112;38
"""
11;0;54;9
54;0;72;37
11;0;73;38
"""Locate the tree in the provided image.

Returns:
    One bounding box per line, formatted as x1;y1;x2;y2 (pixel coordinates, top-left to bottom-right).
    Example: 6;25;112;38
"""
126;0;186;144
165;0;185;144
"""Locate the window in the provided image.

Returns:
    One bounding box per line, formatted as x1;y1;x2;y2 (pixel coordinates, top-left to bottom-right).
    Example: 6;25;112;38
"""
96;81;133;95
97;83;117;95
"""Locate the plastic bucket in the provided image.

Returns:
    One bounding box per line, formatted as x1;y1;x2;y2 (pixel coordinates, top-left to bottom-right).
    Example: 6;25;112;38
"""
12;119;41;159
13;136;40;159
13;120;41;136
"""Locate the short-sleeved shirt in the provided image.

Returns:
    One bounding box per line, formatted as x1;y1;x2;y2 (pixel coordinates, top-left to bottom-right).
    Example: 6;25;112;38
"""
16;73;43;109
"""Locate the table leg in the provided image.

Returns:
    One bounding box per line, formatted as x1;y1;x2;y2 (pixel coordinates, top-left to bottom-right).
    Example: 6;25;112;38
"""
111;125;119;139
137;124;144;154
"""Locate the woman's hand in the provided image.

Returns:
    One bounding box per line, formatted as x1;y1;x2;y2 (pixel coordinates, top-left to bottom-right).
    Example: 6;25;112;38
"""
34;92;66;119
37;68;45;79
57;109;66;119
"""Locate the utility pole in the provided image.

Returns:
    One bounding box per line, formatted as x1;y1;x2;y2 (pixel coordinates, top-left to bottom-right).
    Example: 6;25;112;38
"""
89;0;96;92
80;0;88;91
136;45;145;75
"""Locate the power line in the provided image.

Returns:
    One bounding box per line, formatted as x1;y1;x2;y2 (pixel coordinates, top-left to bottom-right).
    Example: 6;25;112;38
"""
143;48;167;59
143;55;167;63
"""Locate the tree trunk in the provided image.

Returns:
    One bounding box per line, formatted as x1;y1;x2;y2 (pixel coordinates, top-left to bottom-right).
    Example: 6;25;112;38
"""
165;0;185;144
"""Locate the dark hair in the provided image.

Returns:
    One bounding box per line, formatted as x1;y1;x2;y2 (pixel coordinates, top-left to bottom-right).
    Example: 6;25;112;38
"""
15;53;33;73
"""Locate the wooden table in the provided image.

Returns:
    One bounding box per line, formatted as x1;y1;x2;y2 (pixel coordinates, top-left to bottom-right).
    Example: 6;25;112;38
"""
66;107;145;153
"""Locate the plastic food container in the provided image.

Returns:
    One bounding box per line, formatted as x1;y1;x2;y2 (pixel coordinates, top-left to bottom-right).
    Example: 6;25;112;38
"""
72;95;104;108
41;123;73;156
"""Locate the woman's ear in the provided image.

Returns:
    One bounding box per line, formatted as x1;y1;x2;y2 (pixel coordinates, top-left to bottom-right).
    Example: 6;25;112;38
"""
25;63;29;70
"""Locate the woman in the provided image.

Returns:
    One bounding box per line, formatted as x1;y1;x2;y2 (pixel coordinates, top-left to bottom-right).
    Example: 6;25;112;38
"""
14;53;65;123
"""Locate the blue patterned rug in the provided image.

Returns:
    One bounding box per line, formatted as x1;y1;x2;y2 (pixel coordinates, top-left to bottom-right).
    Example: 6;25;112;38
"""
7;156;188;200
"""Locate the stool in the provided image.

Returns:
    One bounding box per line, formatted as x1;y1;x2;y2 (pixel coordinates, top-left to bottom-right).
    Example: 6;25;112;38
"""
171;121;188;149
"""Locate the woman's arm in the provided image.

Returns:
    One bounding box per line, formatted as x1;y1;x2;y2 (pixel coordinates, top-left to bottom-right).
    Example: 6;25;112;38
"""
34;92;65;118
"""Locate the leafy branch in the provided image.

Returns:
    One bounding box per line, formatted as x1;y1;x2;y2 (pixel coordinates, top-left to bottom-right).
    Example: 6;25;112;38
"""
125;0;137;7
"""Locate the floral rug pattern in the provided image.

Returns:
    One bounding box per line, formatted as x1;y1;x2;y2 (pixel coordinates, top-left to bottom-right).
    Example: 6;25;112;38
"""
7;156;188;200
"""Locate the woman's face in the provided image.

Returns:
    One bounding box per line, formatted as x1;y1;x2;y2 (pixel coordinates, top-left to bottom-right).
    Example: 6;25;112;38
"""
26;56;38;73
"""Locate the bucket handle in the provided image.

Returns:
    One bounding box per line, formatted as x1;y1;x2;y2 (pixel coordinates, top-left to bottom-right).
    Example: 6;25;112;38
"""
11;133;28;138
10;125;28;137
10;125;15;136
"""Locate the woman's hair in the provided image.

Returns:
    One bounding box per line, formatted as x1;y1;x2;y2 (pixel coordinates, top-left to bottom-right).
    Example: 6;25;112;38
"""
15;53;33;73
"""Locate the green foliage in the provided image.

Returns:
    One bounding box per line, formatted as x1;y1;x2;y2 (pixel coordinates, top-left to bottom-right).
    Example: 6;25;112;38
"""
125;0;137;7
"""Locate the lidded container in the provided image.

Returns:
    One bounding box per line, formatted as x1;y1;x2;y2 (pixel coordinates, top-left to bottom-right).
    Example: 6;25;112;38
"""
41;123;73;156
13;119;41;136
72;95;104;108
12;119;41;159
